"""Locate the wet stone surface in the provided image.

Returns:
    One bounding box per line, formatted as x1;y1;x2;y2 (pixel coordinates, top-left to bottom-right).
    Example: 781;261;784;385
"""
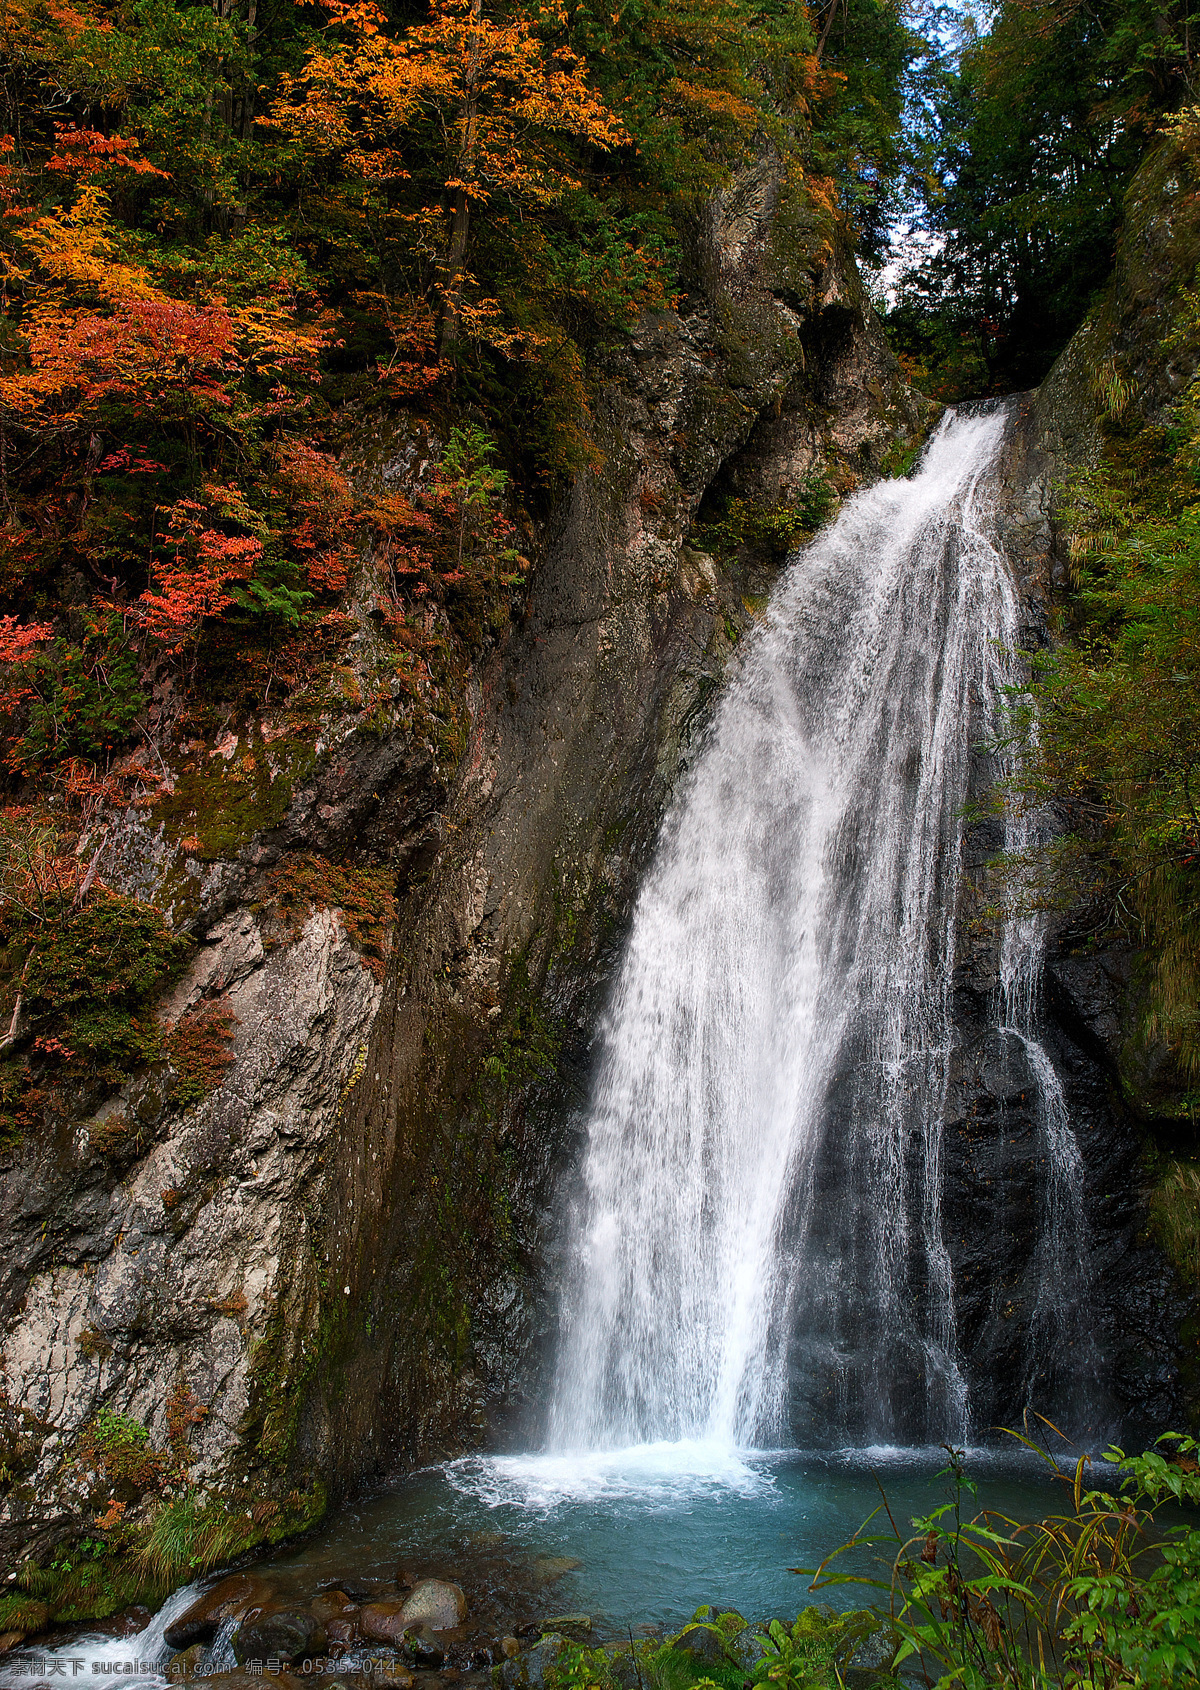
152;1531;591;1690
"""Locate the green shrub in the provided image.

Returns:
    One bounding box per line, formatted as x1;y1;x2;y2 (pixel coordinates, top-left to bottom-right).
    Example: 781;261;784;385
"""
807;1433;1200;1689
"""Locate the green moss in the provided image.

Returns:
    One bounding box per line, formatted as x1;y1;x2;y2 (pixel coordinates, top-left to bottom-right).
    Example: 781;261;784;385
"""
688;472;837;567
0;1595;52;1635
14;1479;328;1626
155;734;315;861
881;438;921;479
1148;1159;1200;1284
482;1002;560;1087
0;890;191;1139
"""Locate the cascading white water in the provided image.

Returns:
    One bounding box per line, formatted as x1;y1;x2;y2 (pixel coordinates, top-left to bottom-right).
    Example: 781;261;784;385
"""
0;1581;204;1690
548;404;1093;1454
998;789;1099;1420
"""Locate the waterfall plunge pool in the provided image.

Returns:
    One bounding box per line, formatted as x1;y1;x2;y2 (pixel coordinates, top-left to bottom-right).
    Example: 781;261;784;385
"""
256;1440;1074;1633
252;1440;1082;1632
1;1440;1083;1690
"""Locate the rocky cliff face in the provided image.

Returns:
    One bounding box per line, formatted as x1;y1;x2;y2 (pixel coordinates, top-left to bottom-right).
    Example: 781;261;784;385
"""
0;160;929;1609
939;131;1200;1441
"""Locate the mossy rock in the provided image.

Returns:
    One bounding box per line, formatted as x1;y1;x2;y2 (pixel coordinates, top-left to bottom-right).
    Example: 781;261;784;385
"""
0;1595;52;1635
155;735;315;861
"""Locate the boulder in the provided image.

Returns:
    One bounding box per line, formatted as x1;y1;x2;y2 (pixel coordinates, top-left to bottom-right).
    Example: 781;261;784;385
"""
166;1644;206;1680
544;1616;590;1636
847;1621;897;1673
498;1636;564;1690
399;1581;467;1631
110;1606;155;1638
164;1575;276;1651
674;1625;724;1664
531;1558;582;1586
312;1592;357;1626
726;1627;767;1673
404;1624;445;1668
318;1580;376;1603
500;1638;521;1660
360;1601;411;1645
609;1653;641;1690
231;1609;326;1667
325;1615;363;1647
189;1674;287;1690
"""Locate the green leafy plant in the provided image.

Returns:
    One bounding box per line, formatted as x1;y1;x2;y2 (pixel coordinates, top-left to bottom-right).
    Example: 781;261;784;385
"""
806;1431;1200;1689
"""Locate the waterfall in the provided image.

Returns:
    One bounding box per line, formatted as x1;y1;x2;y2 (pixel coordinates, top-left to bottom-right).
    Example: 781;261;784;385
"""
998;769;1099;1425
548;404;1094;1454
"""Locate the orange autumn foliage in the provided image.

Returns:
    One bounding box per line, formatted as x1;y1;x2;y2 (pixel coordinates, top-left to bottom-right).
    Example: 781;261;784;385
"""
273;0;628;351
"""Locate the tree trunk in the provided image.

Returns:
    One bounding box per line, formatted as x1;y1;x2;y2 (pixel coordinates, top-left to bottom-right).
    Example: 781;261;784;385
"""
438;0;483;357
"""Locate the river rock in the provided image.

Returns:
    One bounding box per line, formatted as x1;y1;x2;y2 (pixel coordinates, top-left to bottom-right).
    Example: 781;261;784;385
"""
110;1606;155;1637
674;1625;724;1664
166;1644;206;1680
325;1614;363;1647
726;1627;767;1672
312;1591;358;1625
498;1636;564;1690
399;1581;467;1631
501;1639;521;1660
318;1580;376;1602
531;1557;582;1586
544;1616;590;1636
232;1609;326;1666
191;1673;290;1690
847;1622;896;1672
164;1575;277;1650
360;1601;411;1644
609;1654;641;1690
405;1624;445;1668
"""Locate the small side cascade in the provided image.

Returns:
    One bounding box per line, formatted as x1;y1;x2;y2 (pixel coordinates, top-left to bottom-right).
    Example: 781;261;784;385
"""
0;1581;203;1690
997;800;1101;1425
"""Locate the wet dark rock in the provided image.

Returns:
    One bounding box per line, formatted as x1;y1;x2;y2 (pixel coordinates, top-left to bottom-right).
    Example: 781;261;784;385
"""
326;1615;364;1647
497;1637;564;1690
190;1673;286;1690
846;1621;895;1672
107;1606;154;1638
609;1655;642;1690
543;1615;590;1636
164;1575;277;1650
675;1625;725;1664
406;1624;446;1668
726;1627;767;1673
231;1608;326;1666
531;1558;582;1586
400;1581;468;1631
318;1581;377;1604
167;1643;206;1679
313;1592;358;1626
361;1602;412;1645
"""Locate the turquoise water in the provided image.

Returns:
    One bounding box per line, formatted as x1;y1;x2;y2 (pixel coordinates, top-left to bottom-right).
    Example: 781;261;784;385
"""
255;1439;1075;1634
0;1436;1113;1690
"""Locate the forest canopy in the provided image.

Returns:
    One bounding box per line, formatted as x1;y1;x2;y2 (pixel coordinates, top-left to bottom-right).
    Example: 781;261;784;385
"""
0;0;912;709
883;0;1200;398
